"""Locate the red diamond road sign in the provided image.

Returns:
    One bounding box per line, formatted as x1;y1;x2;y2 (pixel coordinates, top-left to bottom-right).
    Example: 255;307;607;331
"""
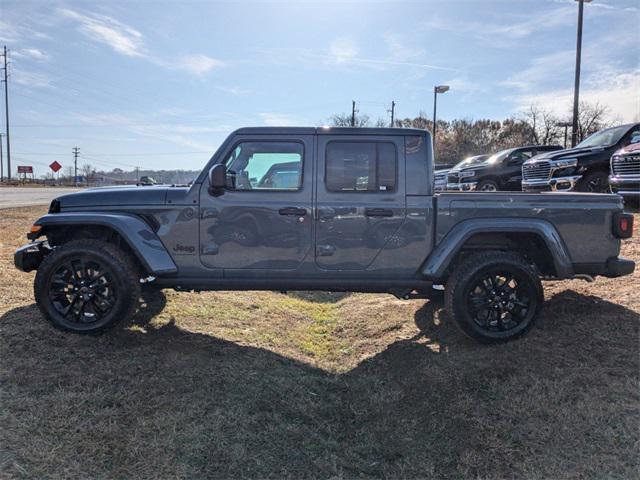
49;161;62;173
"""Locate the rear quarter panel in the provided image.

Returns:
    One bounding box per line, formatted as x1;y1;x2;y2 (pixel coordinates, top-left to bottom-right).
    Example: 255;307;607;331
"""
435;192;624;265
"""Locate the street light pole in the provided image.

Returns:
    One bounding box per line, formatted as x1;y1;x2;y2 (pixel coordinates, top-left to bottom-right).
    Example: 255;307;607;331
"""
557;121;572;149
432;85;450;157
571;0;591;147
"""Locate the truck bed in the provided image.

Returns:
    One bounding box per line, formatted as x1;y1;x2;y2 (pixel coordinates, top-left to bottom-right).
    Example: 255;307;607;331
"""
434;192;624;270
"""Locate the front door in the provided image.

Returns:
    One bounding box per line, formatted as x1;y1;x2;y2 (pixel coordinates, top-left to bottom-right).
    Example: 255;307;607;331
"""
315;135;406;270
199;135;313;271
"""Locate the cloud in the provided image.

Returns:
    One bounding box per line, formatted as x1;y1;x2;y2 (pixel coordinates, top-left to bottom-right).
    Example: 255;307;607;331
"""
499;50;576;90
177;54;223;75
507;69;640;122
328;37;358;65
12;70;52;88
423;5;576;46
383;33;425;63
60;8;145;57
14;48;49;61
59;8;224;78
258;113;299;126
216;86;252;96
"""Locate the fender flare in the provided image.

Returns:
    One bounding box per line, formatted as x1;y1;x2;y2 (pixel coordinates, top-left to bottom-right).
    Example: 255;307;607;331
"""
422;218;573;280
34;212;178;276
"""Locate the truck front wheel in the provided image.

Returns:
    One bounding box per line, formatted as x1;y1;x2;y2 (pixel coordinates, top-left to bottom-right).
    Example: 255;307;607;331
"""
445;251;543;343
34;239;141;334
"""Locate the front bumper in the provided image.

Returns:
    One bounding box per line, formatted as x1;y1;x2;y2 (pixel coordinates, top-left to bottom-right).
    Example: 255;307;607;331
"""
446;182;477;192
609;175;640;197
14;241;51;272
522;175;583;192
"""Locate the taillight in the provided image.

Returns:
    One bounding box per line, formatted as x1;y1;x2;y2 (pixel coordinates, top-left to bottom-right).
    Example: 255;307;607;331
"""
613;212;634;239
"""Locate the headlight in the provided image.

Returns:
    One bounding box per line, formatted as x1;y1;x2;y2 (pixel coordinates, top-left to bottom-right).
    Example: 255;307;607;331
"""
552;158;578;168
458;170;476;178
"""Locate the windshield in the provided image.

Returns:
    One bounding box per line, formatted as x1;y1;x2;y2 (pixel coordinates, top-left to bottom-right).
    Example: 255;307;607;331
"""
486;149;514;165
453;154;489;169
575;125;629;149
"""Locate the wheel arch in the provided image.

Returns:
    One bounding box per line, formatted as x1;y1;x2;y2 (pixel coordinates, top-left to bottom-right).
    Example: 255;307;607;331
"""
422;218;573;281
33;213;178;276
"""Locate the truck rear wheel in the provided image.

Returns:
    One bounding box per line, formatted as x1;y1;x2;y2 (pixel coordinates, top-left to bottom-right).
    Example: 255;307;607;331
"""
477;179;499;192
34;239;141;334
445;251;543;343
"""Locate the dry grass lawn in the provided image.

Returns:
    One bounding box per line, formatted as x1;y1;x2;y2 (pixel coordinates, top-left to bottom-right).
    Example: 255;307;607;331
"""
1;206;639;479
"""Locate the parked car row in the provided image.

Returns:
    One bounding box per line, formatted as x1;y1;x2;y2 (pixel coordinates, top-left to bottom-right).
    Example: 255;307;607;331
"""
436;122;640;199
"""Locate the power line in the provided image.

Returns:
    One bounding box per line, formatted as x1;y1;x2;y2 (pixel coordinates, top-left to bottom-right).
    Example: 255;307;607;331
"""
13;151;209;156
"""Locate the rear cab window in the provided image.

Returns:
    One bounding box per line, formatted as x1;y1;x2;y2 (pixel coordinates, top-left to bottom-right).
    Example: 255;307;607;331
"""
325;141;397;192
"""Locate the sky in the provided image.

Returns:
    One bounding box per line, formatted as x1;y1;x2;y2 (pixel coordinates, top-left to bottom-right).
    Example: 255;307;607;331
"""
0;0;638;176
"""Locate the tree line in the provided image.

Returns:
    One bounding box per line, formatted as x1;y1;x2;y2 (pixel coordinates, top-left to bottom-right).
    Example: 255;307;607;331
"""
331;102;616;164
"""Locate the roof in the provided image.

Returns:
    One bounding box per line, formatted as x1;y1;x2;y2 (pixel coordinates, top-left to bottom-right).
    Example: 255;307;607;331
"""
232;126;428;136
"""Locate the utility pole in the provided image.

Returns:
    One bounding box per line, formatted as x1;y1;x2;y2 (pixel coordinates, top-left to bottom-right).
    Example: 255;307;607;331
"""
351;100;357;127
0;133;3;182
135;166;140;182
73;147;80;186
2;46;10;181
389;101;396;127
571;0;591;147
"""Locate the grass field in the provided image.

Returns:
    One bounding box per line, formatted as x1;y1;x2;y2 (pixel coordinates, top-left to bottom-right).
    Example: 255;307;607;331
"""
1;206;639;479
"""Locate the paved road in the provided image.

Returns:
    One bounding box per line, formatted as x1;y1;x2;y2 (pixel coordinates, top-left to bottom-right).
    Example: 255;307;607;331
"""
0;187;83;209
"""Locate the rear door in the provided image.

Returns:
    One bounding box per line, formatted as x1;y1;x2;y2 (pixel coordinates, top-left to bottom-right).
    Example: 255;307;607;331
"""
315;134;406;270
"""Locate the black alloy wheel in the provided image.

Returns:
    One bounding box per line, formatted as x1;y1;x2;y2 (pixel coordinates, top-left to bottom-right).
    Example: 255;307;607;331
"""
445;251;543;343
465;269;535;334
35;239;141;333
48;257;117;327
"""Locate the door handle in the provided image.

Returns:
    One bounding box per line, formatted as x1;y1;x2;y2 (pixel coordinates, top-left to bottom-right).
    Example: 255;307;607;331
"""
279;207;307;216
365;208;393;217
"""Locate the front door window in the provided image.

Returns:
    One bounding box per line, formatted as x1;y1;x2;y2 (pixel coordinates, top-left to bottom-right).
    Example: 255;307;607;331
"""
225;142;303;191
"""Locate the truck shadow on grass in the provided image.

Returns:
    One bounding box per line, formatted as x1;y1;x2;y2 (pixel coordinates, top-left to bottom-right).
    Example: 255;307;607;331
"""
0;290;638;479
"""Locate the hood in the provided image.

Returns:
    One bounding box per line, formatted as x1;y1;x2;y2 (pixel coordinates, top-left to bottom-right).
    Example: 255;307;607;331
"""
526;145;609;163
451;161;492;174
55;185;173;209
615;142;640;155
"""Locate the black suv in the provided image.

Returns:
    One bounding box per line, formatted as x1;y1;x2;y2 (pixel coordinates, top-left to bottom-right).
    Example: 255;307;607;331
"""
522;123;640;193
446;145;562;192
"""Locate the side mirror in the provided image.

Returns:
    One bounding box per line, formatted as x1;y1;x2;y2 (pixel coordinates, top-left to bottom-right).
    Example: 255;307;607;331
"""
208;164;227;196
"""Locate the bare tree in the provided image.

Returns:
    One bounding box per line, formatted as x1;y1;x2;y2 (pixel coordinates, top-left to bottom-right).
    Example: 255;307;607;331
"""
330;113;370;127
575;101;613;143
522;105;562;145
374;117;388;128
81;163;96;184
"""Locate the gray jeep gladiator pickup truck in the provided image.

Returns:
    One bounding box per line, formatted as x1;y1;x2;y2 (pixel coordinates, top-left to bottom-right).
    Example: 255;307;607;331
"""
14;127;635;343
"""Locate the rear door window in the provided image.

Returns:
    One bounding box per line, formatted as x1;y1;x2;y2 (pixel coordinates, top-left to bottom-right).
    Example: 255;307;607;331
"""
325;141;397;192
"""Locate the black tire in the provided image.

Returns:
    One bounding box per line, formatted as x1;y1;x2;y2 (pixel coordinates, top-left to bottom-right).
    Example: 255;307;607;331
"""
34;239;141;334
477;179;499;192
576;170;610;193
445;251;543;344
